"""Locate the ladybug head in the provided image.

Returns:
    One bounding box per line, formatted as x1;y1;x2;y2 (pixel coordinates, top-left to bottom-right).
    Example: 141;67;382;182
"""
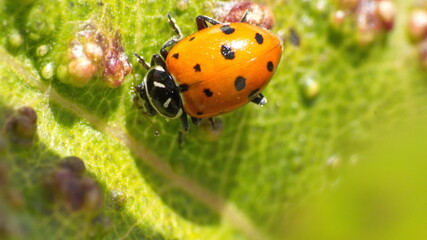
133;82;157;117
135;66;183;119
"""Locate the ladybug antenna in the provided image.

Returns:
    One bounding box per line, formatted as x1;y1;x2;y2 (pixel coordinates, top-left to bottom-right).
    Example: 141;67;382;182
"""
134;53;150;70
142;114;160;136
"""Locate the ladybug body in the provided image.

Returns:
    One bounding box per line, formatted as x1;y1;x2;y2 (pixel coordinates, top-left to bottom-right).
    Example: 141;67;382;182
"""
167;22;282;118
134;14;282;131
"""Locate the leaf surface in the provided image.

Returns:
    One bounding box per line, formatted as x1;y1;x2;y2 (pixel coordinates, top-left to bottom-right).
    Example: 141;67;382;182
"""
0;0;426;239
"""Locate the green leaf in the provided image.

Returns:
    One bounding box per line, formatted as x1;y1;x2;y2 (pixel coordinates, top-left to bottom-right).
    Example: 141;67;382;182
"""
1;0;426;239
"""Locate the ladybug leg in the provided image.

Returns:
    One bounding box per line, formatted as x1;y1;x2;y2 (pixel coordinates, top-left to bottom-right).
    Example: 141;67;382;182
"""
160;49;169;59
196;15;221;30
251;93;267;106
167;13;183;40
178;131;185;148
191;117;201;126
161;13;183;58
208;118;216;130
240;10;251;23
135;53;166;70
134;53;150;70
179;111;189;132
178;112;189;147
151;54;167;69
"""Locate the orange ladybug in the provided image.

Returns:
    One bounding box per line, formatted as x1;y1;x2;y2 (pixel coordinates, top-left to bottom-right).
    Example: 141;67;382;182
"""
134;13;282;131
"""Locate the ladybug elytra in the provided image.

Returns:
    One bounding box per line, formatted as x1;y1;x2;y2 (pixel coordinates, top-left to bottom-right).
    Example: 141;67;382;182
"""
134;13;282;131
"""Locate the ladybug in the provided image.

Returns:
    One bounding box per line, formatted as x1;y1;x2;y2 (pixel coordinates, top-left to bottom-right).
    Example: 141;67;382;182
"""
134;13;282;131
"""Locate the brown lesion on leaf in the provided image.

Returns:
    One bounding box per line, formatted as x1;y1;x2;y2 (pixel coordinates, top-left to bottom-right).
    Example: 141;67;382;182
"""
44;156;103;212
331;0;396;45
212;1;275;30
57;22;132;88
408;7;427;69
1;106;38;148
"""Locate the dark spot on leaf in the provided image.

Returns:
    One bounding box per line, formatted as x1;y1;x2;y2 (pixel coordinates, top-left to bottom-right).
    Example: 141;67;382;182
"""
60;157;86;175
234;76;246;91
289;28;300;46
4;106;37;147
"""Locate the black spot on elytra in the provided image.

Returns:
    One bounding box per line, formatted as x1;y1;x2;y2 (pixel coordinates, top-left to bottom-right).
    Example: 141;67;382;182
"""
189;36;195;41
179;84;189;92
221;45;235;60
267;61;274;72
255;33;264;44
220;25;235;35
234;76;246;91
172;53;179;59
203;88;213;97
248;88;260;99
197;111;203;116
193;64;201;72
